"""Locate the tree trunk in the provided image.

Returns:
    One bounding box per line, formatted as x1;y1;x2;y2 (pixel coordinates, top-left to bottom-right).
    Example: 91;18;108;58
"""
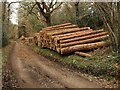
75;2;79;24
95;3;118;52
117;2;120;59
2;2;6;31
2;1;9;47
75;2;79;17
45;13;51;26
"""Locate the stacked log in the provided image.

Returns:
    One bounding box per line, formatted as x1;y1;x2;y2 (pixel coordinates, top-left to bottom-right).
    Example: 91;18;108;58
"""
19;36;25;40
38;23;109;54
75;52;92;57
22;37;34;44
34;33;40;45
61;41;108;54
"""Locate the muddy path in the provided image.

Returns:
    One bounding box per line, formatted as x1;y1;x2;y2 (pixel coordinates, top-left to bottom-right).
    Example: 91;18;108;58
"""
3;42;102;88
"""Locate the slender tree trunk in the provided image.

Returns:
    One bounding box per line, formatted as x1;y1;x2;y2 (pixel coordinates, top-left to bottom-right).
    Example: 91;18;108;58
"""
75;2;79;17
75;2;79;24
2;1;9;46
45;13;51;26
117;2;120;59
2;2;6;31
95;2;118;52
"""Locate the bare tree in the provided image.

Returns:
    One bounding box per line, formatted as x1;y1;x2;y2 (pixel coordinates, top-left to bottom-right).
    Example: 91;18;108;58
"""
1;1;9;46
94;2;120;55
74;2;79;24
21;1;63;26
74;2;79;17
34;0;63;26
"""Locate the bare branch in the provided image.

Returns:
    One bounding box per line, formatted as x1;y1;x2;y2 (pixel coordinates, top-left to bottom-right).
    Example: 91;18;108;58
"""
36;2;45;17
29;3;37;14
42;2;49;12
8;2;18;8
50;1;57;9
49;0;54;7
50;2;63;13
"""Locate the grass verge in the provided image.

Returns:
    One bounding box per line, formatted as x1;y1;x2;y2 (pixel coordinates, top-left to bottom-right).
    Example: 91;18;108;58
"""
2;42;15;64
30;44;119;82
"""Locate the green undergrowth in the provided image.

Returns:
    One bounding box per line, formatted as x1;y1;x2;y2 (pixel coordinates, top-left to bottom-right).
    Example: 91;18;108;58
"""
0;52;2;67
31;44;119;81
2;42;14;64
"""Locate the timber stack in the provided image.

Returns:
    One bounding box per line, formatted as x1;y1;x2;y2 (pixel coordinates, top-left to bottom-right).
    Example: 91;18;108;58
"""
38;23;109;54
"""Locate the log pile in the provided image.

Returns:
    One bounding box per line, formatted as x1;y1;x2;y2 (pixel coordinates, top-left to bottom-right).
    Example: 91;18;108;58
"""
38;23;109;55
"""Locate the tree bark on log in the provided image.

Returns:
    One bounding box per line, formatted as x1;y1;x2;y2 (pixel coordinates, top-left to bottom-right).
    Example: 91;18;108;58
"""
44;25;78;33
75;52;92;57
42;23;72;30
45;25;78;32
54;29;104;41
51;29;93;40
60;32;108;43
34;33;40;45
61;41;109;54
60;35;109;48
52;30;93;48
47;27;90;36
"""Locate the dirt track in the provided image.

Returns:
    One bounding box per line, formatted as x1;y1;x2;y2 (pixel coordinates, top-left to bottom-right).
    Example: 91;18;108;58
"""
3;42;102;88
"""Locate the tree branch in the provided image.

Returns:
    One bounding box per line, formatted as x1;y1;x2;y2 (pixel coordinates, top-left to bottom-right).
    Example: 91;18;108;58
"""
29;3;37;14
42;2;49;12
50;2;63;13
49;0;54;7
36;2;45;17
50;1;57;9
8;2;18;8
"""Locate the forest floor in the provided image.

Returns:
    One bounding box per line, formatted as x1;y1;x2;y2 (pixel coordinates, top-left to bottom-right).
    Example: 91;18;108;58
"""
2;41;118;89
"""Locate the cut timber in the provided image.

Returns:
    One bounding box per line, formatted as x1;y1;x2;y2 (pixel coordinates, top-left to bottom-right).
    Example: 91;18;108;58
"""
54;29;104;42
34;33;39;45
43;23;71;30
61;41;109;54
20;36;25;40
52;30;93;45
60;35;109;48
25;37;34;43
42;23;72;30
60;32;108;44
45;25;78;32
75;52;92;57
51;29;93;40
47;27;90;36
37;23;109;55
